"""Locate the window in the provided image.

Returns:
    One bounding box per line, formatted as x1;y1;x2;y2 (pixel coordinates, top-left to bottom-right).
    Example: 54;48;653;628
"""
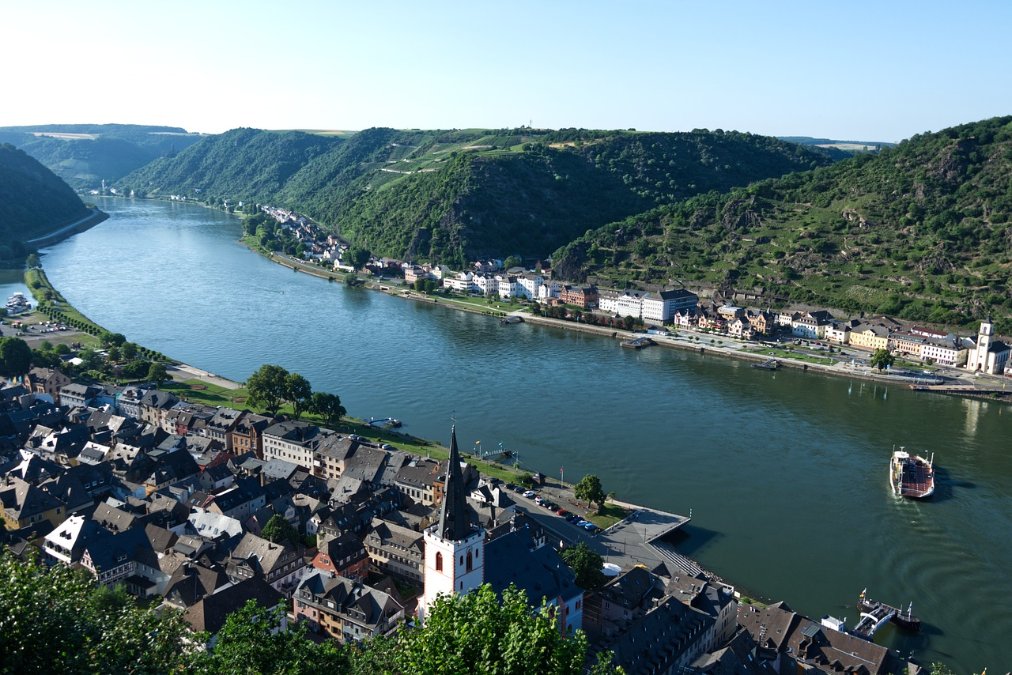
435;552;443;572
466;550;473;572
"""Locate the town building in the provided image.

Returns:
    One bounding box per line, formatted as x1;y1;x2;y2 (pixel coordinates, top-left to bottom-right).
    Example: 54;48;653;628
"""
966;319;1011;375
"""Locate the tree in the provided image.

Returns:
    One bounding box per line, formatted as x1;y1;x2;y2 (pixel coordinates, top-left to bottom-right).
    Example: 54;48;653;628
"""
389;584;616;674
246;364;289;415
870;348;895;371
310;391;346;428
190;600;347;674
260;514;300;547
121;342;138;360
100;332;127;348
25;253;41;269
503;255;523;270
0;550;195;673
147;361;169;385
284;372;313;420
574;474;607;513
560;542;607;591
0;337;32;378
343;246;371;270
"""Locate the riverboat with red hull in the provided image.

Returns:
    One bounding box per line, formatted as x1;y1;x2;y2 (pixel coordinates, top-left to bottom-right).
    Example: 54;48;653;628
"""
889;447;935;499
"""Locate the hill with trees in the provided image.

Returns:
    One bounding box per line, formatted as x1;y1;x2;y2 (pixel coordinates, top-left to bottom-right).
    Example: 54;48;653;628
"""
0;143;91;261
553;116;1012;331
0;123;203;188
120;126;838;265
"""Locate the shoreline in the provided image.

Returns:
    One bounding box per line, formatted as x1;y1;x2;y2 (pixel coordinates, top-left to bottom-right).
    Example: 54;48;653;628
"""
26;208;108;249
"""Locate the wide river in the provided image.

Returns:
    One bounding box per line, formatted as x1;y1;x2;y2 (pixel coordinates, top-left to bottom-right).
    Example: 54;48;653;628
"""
36;198;1010;671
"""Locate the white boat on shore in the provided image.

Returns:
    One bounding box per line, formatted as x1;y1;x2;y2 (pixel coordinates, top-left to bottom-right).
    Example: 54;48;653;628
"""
5;292;32;315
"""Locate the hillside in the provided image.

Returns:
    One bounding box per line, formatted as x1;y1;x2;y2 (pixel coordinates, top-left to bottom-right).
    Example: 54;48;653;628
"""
0;124;203;188
124;128;342;204
0;144;91;260
554;116;1012;331
122;126;837;264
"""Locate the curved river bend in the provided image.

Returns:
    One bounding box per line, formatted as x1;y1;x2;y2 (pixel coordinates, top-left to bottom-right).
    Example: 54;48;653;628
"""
42;198;1011;671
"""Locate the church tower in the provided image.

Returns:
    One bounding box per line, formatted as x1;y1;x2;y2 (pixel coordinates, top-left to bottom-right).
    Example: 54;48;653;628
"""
419;425;484;622
968;319;993;372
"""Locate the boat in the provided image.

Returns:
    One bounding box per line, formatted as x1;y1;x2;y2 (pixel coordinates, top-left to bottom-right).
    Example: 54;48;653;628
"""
751;358;780;370
5;292;32;315
889;447;935;499
621;337;655;350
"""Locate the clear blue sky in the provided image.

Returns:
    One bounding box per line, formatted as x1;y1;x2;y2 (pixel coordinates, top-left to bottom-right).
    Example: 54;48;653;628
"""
3;0;1010;141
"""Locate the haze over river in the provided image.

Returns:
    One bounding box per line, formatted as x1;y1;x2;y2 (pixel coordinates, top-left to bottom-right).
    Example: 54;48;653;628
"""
40;198;1011;671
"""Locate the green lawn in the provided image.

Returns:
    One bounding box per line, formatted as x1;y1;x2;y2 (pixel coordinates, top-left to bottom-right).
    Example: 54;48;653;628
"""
587;502;629;529
760;347;836;366
162;380;250;407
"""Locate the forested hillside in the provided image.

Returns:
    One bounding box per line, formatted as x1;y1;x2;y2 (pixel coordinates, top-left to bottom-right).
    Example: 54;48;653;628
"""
554;116;1012;330
121;126;837;265
124;128;341;204
0;144;90;260
0;124;202;188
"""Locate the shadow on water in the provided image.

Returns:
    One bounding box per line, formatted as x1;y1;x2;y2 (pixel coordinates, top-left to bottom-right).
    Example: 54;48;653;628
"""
928;465;968;503
660;523;722;556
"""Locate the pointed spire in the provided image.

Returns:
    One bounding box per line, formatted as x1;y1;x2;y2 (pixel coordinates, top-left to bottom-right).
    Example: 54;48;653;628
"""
437;424;471;541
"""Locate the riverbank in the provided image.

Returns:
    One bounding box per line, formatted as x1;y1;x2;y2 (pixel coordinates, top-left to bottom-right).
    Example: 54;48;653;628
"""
25;207;108;248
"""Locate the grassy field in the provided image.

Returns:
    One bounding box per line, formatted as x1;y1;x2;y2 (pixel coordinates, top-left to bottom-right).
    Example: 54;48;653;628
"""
757;346;836;366
587;502;628;529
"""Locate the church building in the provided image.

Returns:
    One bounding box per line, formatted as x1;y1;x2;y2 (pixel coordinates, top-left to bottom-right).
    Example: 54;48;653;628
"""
418;426;484;622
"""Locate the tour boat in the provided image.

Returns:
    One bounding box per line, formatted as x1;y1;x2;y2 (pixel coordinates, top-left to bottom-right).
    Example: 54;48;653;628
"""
5;293;32;315
889;448;935;499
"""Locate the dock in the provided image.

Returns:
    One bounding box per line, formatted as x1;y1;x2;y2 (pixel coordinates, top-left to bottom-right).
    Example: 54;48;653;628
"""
621;336;655;350
851;590;920;640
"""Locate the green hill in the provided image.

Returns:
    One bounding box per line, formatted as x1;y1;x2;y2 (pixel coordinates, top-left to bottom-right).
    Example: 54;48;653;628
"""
554;116;1012;331
0;124;203;189
124;128;342;204
0;144;91;260
122;126;836;265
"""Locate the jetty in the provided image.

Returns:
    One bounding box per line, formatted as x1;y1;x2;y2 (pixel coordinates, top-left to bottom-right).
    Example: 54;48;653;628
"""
621;336;655;350
851;589;920;640
750;358;780;370
367;417;402;429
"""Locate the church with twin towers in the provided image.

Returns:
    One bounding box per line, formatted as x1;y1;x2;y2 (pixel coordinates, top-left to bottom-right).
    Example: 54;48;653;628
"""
417;425;583;633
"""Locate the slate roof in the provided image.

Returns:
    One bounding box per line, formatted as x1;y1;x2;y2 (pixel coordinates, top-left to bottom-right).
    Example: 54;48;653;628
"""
484;526;582;605
183;576;284;634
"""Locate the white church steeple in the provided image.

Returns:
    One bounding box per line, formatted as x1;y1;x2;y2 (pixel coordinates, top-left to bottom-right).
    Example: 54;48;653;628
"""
419;425;484;622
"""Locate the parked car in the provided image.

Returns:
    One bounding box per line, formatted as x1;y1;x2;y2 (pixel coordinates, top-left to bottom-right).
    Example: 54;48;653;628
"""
576;520;591;528
556;508;569;517
534;496;544;505
523;490;536;498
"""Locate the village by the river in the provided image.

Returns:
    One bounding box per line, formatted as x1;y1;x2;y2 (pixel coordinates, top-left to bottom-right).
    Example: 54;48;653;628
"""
1;197;1009;672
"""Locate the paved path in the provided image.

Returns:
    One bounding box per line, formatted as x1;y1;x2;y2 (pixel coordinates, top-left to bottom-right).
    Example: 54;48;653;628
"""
167;363;241;390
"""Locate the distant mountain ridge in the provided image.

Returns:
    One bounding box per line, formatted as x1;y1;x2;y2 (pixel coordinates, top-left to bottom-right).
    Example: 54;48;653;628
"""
554;116;1012;330
120;126;838;266
0;143;92;260
0;123;203;189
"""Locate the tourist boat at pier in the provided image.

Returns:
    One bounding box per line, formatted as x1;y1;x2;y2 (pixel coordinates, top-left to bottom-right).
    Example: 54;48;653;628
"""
889;447;935;499
621;336;655;349
5;293;32;315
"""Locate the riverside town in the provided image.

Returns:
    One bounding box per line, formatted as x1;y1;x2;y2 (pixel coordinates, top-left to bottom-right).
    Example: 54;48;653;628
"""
3;16;1012;667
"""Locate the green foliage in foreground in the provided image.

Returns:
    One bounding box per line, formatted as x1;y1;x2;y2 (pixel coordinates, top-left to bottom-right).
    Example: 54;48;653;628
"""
0;552;618;674
0;550;194;673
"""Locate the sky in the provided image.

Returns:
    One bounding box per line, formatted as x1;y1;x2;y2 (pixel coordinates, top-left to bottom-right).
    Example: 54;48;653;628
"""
2;0;1010;141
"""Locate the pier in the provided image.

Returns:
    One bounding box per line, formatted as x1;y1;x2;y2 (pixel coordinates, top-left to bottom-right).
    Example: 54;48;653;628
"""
852;590;920;640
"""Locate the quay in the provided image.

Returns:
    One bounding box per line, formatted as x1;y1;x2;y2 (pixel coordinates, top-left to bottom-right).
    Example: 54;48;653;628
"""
852;590;921;640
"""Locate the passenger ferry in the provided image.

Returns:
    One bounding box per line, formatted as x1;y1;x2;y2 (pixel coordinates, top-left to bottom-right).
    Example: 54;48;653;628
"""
889;447;935;499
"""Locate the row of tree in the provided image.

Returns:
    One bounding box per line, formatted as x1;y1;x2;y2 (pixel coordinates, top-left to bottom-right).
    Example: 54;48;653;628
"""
245;363;345;426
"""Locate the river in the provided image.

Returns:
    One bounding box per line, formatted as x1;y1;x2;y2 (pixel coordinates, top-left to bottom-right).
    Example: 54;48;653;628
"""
39;197;1011;671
